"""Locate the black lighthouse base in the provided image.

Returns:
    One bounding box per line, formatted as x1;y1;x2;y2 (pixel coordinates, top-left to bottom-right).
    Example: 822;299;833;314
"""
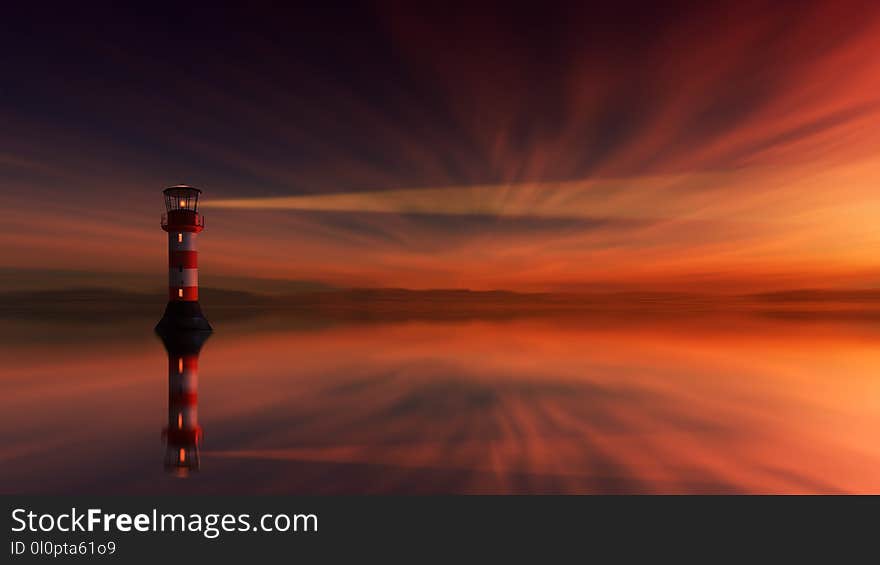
155;301;213;333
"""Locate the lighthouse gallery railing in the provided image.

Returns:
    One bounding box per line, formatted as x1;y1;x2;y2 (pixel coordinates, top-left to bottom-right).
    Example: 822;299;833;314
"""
161;212;206;230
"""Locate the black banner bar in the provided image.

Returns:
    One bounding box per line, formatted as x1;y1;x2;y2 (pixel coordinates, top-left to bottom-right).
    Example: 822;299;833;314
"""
2;496;878;562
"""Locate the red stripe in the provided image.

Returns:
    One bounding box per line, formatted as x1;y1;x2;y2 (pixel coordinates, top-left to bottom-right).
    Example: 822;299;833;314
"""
170;392;198;405
182;356;198;371
163;428;202;444
163;225;203;233
169;251;198;268
162;210;205;233
169;286;199;301
169;356;199;372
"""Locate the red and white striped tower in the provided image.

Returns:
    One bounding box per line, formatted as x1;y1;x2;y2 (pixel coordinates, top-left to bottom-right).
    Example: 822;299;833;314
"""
160;331;209;476
156;185;212;332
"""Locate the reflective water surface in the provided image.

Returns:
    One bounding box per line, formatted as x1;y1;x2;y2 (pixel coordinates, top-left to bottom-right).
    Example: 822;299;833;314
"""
1;310;879;493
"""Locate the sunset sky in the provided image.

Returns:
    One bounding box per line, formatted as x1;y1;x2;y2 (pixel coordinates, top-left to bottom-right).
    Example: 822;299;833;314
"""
3;1;880;293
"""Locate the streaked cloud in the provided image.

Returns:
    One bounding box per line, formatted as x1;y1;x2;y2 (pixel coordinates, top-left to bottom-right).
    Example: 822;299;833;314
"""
3;2;880;291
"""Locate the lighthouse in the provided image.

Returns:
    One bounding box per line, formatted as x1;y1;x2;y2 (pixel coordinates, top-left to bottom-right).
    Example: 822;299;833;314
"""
160;330;209;477
155;185;212;333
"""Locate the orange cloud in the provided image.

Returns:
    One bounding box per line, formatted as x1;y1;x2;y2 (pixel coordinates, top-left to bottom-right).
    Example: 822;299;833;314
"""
3;1;880;292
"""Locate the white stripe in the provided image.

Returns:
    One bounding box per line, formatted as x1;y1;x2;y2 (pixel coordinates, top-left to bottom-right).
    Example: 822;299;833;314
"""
168;231;198;252
169;268;198;287
172;371;199;391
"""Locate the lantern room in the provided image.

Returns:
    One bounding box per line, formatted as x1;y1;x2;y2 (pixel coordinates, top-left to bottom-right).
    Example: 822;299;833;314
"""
163;185;201;212
161;185;205;232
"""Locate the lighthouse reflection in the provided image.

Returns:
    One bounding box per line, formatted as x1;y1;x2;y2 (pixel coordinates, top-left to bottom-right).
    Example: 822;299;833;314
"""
158;330;210;477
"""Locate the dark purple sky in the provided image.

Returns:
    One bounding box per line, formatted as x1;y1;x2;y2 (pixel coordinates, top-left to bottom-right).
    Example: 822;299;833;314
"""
3;1;880;291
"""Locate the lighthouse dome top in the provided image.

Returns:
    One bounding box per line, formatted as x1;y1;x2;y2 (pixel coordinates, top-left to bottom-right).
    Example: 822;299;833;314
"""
163;184;202;194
